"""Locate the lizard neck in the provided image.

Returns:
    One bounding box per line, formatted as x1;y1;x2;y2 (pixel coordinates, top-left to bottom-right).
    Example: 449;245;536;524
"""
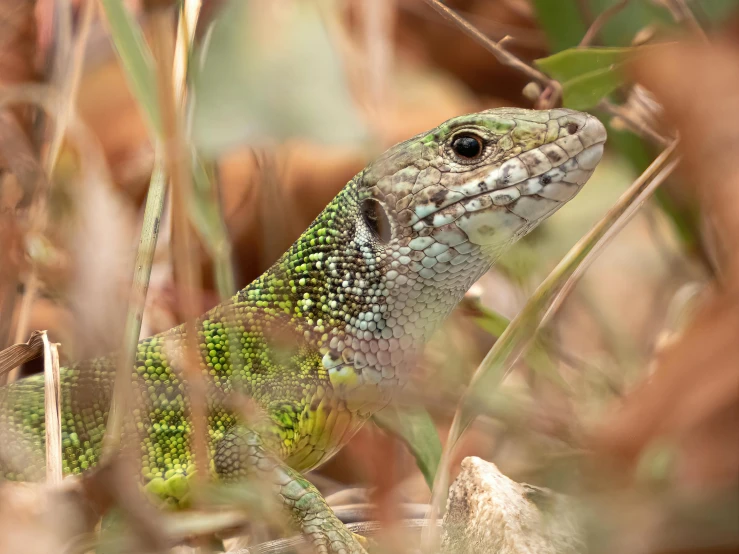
226;181;485;405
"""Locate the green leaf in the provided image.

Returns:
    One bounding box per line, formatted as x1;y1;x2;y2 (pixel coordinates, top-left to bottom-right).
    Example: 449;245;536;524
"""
535;47;631;82
99;0;161;136
466;301;568;390
561;66;624;110
373;403;441;490
535;47;634;110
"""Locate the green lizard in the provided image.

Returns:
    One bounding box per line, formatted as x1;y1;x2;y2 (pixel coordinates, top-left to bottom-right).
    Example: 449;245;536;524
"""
0;108;605;553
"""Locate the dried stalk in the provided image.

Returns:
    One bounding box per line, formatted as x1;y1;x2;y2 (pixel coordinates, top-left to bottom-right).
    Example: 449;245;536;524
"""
149;3;209;490
0;329;44;377
41;330;62;484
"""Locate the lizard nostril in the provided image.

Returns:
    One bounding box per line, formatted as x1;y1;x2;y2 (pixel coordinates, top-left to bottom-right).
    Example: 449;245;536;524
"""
566;122;579;135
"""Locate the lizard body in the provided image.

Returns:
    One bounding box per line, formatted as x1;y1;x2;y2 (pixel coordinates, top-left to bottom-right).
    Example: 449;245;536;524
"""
0;108;606;552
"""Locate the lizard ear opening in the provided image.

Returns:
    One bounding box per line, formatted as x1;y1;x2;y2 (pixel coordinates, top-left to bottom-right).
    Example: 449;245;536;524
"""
361;198;392;243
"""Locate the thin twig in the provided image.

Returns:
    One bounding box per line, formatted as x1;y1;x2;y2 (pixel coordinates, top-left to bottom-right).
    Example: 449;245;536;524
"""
421;0;560;106
579;0;630;47
421;0;548;80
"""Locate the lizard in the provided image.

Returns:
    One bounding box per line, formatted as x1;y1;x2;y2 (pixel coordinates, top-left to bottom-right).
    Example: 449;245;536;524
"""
0;107;606;553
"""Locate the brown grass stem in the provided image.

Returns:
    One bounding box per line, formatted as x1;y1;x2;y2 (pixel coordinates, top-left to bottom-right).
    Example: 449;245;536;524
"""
149;4;209;492
421;0;561;106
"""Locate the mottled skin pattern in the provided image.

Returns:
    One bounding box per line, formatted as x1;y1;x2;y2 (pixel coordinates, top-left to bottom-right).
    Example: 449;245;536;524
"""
0;108;606;553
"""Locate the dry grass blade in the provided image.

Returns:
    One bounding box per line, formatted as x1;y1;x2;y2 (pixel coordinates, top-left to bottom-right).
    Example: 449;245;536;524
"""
422;142;681;551
0;329;44;377
149;2;209;492
41;331;63;485
541;152;680;322
174;0;201;106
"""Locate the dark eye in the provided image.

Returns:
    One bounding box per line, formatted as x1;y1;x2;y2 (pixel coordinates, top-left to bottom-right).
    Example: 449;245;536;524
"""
566;122;579;135
451;134;483;159
361;198;392;243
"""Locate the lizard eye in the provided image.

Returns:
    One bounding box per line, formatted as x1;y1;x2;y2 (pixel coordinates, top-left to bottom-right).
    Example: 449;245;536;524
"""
361;198;392;243
451;134;483;159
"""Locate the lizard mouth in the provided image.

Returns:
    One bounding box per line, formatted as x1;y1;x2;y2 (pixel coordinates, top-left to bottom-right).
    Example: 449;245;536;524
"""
457;140;605;218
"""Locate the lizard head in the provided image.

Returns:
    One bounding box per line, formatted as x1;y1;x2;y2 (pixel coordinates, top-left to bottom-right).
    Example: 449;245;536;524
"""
361;107;607;260
328;108;606;391
253;108;605;408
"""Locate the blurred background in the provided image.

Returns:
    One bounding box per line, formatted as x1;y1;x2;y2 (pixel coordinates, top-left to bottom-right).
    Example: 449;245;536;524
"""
1;1;738;553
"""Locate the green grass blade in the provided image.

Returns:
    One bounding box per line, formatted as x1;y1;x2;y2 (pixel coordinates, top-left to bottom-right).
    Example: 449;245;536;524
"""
99;0;161;136
373;403;442;490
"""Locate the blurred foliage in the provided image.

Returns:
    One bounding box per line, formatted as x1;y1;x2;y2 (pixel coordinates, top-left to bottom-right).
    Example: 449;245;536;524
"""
191;0;366;156
2;0;739;552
